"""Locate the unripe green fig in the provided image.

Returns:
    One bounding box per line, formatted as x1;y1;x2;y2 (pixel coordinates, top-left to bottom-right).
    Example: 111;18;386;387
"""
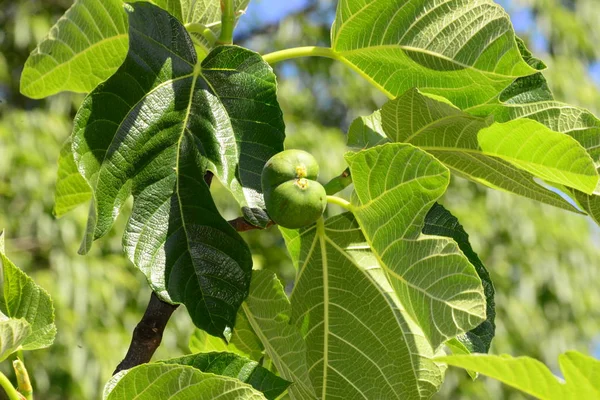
261;149;320;191
261;150;326;229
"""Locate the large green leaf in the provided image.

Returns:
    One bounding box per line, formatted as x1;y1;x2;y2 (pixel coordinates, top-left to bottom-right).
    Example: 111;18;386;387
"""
20;0;128;98
350;88;597;212
189;308;264;361
0;233;56;350
105;363;266;400
330;0;537;109
282;213;445;399
438;351;600;400
54;137;92;217
73;3;285;337
423;203;494;353
160;352;290;399
0;319;31;362
346;144;486;349
242;270;316;400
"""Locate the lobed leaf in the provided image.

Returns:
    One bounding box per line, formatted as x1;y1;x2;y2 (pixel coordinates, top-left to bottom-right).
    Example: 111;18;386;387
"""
73;3;285;337
104;363;267;399
346;144;486;349
282;214;446;399
331;0;537;109
423;203;495;353
20;0;128;98
242;270;316;400
438;351;600;400
161;352;290;399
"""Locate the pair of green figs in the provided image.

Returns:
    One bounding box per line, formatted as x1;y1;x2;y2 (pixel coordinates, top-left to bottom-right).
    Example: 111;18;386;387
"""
261;150;327;229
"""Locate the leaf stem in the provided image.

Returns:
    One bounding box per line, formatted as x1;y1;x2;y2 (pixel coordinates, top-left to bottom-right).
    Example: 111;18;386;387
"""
324;168;352;195
0;371;23;400
12;359;32;400
262;46;339;65
326;195;353;212
217;0;235;45
185;23;219;46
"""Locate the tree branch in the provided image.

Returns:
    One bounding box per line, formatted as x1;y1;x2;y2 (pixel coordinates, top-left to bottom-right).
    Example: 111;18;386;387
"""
113;188;272;374
113;292;178;375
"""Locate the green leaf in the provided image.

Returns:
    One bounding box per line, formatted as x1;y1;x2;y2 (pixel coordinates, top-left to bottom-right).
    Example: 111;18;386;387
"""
346;144;486;348
105;363;267;400
242;270;316;400
330;0;537;109
73;3;286;337
0;234;56;350
438;351;600;400
378;88;596;210
0;319;31;362
189;309;264;361
160;352;290;399
20;0;128;98
347;110;387;149
282;213;445;399
444;338;478;380
54;137;92;217
423;203;495;353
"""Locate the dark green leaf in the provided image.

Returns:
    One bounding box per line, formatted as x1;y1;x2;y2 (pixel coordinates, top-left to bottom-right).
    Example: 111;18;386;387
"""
73;3;284;337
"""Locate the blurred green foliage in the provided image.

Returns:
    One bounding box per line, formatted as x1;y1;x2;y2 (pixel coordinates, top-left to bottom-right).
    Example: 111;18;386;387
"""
0;0;598;399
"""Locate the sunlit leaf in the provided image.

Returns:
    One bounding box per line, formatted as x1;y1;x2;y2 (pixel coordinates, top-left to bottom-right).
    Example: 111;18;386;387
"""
438;351;600;400
161;352;290;399
0;232;56;350
346;144;486;348
54;137;92;217
0;319;31;362
331;0;537;109
20;0;128;98
242;270;316;400
282;214;446;399
105;363;266;399
423;203;495;353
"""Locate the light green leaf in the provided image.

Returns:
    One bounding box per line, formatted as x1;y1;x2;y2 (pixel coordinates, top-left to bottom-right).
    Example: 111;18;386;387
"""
438;351;600;400
242;270;316;400
149;0;250;52
423;203;495;353
282;213;445;399
346;144;486;349
330;0;537;109
105;363;267;399
347;110;387;149
0;319;31;362
73;3;285;337
20;0;128;98
0;233;56;350
189;309;264;361
54;137;92;217
378;88;596;210
477;120;597;194
160;352;291;399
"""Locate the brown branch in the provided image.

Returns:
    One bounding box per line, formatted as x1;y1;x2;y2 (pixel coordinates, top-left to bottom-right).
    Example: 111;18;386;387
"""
113;207;272;374
113;292;179;375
